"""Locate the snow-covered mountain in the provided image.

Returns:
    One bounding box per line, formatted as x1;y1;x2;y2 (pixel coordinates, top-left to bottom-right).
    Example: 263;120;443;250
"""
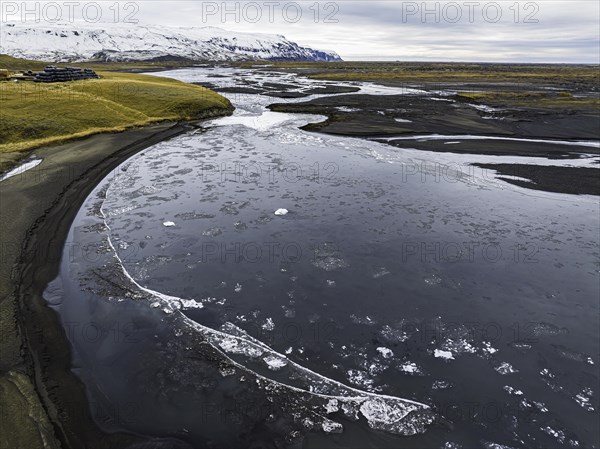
0;22;341;62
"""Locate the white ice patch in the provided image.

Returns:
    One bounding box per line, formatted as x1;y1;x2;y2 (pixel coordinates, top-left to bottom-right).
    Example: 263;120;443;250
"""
263;354;288;371
360;398;415;434
381;134;600;148
434;349;454;360
503;385;523;396
481;341;499;355
261;317;275;331
216;336;264;358
324;398;339;413
0;159;42;182
497;175;533;183
346;369;376;391
542;426;566;444
376;347;394;359
179;298;204;310
437;335;477;357
399;362;421;374
482;442;516;449
215;111;301;131
467;103;499;113
321;419;343;433
495;362;518;375
350;315;376;325
573;387;594;412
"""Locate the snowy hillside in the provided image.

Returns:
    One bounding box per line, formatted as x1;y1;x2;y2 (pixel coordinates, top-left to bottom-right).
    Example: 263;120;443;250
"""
0;22;341;62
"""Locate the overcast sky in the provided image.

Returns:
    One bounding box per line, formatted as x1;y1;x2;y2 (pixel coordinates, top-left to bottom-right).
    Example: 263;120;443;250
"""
5;1;600;62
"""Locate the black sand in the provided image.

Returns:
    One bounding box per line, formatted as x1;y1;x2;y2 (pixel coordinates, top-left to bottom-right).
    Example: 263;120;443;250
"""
0;115;229;449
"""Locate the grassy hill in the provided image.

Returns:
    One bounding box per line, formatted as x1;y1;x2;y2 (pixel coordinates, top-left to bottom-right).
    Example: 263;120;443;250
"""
0;54;194;72
0;70;232;168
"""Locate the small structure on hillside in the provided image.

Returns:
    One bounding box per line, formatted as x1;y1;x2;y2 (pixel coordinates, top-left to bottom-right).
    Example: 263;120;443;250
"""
34;66;99;83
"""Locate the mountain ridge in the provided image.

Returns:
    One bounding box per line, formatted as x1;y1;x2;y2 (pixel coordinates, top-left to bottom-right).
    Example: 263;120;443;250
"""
0;22;341;62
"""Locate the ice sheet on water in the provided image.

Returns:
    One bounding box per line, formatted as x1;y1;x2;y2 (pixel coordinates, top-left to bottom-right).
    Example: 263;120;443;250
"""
379;323;412;343
215;335;265;358
312;243;349;272
467;104;500;114
88;222;436;437
261;317;275;331
312;255;349;271
263;354;288;371
573;387;594;412
432;380;453;390
503;386;523;396
179;298;204;310
202;227;223;236
382;134;600;148
482;443;516;449
336;106;361;113
434;349;454;360
482;341;499;356
376;347;394;359
346;369;377;391
399;362;422;375
321;419;344;434
541;426;566;444
495;362;518;375
440;338;476;355
196;322;434;435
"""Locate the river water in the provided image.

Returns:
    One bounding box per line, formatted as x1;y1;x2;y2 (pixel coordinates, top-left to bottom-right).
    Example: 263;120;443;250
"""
45;67;599;449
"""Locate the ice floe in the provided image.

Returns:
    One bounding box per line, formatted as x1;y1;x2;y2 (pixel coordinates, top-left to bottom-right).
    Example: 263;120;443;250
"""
376;347;394;359
434;349;454;360
495;362;518;375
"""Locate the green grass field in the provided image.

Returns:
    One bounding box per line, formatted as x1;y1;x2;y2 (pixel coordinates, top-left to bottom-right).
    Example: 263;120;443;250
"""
0;54;194;72
0;71;232;158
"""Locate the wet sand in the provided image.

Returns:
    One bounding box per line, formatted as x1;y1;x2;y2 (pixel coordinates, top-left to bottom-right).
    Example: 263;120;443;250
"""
0;118;229;449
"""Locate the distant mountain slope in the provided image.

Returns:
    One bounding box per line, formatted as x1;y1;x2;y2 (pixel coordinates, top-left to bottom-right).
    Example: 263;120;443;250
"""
0;22;341;62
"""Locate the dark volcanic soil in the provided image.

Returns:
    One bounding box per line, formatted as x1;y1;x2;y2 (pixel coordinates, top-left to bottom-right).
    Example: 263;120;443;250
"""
269;94;600;141
474;164;600;195
267;93;599;195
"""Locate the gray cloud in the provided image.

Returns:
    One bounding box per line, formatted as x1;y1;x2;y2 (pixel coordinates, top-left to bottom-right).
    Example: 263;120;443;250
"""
7;1;599;62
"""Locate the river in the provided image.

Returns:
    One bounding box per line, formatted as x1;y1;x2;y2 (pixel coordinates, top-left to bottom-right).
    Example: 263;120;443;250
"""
44;67;599;449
